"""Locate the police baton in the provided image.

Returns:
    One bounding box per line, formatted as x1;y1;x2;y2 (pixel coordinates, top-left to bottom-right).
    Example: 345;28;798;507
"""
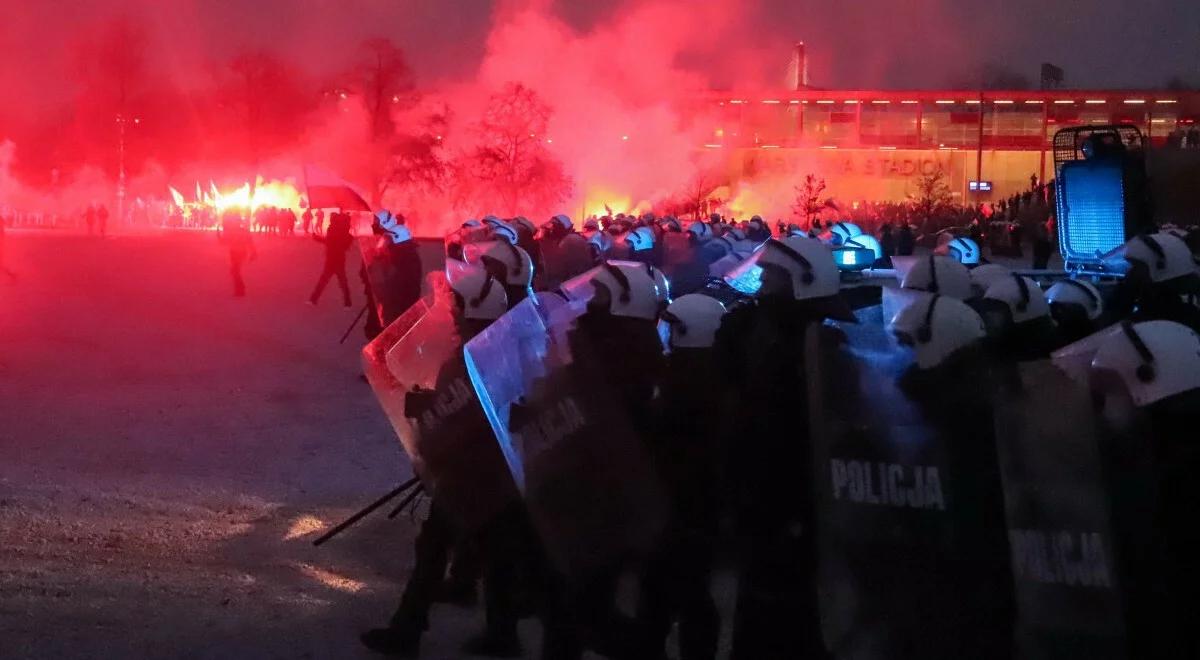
386;484;426;519
312;475;420;546
339;303;371;344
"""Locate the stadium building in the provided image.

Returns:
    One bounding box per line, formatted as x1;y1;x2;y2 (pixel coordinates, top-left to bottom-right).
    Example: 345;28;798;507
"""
698;44;1200;205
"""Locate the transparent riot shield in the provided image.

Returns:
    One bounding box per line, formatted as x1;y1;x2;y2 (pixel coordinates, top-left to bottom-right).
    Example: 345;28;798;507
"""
464;297;668;576
361;284;517;532
358;235;421;328
807;304;1013;658
992;361;1128;659
661;232;707;296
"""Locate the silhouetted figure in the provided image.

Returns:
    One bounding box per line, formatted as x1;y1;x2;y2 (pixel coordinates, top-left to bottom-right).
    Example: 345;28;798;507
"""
880;223;896;259
0;221;17;283
218;213;256;298
301;208;313;234
309;212;354;307
97;205;109;237
897;223;915;256
84;205;96;236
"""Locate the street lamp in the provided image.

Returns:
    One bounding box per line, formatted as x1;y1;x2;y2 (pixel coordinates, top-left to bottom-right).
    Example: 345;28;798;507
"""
115;114;141;226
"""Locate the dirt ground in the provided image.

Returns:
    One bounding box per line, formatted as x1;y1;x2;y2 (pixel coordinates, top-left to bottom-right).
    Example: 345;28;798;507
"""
0;231;550;659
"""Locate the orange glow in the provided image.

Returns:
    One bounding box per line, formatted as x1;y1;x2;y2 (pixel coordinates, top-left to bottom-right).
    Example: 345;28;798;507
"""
169;177;304;217
580;186;649;218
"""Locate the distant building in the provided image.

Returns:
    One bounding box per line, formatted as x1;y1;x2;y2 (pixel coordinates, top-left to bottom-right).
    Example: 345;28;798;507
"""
698;88;1200;202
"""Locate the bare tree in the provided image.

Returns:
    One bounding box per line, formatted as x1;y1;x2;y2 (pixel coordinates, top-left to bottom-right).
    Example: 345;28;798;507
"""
915;166;953;219
792;174;835;229
457;83;572;215
352;39;414;140
75;17;147;112
380;102;450;205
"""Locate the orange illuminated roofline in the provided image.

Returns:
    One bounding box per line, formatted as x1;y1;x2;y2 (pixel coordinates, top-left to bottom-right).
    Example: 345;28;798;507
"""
706;89;1200;108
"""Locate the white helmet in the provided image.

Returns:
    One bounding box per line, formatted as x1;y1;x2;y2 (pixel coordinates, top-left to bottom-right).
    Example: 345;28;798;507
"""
938;236;981;266
626;226;656;252
476;240;534;288
688;221;712;243
450;267;508;321
1091;320;1200;407
969;263;1012;298
1117;232;1197;284
902;255;972;300
725;226;747;241
588;261;661;320
512;216;536;235
1046;279;1104;321
588;230;614;259
659;294;727;350
375;210;411;244
752;236;842;301
545;214;573;232
829;221;863;244
984;274;1050;324
890;294;987;370
483;217;518;244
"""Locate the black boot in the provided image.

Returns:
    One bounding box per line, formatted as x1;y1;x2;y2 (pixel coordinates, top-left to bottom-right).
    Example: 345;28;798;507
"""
360;623;422;658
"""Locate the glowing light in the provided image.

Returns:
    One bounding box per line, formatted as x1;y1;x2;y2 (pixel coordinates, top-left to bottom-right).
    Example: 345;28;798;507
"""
871;100;890;105
761;144;780;149
820;145;838;149
1025;100;1044;104
1054;100;1076;104
900;100;918;105
993;100;1014;104
729;99;745;104
1124;99;1146;104
1156;99;1178;104
879;146;897;150
1085;99;1106;104
789;100;801;104
844;100;859;104
762;99;781;104
621;135;629;141
965;100;981;105
168;177;304;220
294;563;366;593
1151;119;1168;124
703;144;723;148
284;515;326;541
935;100;955;105
816;100;834;105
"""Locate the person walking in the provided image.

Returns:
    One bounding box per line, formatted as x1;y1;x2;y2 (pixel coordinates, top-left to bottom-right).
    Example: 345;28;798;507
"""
308;212;354;308
218;212;256;298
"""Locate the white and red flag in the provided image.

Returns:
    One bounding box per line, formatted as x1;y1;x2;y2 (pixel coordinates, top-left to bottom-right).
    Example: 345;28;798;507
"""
302;165;373;212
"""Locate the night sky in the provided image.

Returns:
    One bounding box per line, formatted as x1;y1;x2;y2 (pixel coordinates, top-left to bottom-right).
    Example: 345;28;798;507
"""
2;0;1197;116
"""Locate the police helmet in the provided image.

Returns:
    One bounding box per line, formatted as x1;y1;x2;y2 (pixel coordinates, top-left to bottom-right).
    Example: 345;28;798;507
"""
890;294;987;370
902;255;973;300
659;294;727;350
1091;320;1200;407
984;274;1051;324
588;261;662;320
451;267;508;321
1046;279;1104;321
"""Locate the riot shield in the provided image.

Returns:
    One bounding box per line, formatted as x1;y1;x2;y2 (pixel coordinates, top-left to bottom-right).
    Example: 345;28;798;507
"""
538;234;592;290
992;361;1129;658
464;298;668;576
661;232;707;296
361;290;517;532
807;304;1014;659
358;235;422;328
